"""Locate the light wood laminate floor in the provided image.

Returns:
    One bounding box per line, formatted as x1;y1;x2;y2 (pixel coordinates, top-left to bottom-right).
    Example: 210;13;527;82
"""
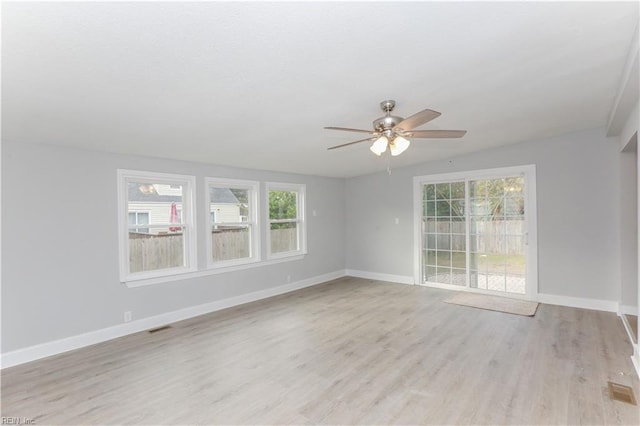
2;277;639;425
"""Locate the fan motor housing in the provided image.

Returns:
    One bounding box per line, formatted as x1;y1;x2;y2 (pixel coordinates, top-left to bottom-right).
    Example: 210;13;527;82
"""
373;115;403;131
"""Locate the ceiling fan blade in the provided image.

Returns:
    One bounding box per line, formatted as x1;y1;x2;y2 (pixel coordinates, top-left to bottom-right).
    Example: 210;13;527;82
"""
324;126;376;134
327;137;376;150
395;109;441;131
408;130;467;138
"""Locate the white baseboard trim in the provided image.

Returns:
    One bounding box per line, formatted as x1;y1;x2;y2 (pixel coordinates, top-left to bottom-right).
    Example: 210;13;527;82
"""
345;269;414;285
1;269;347;369
537;293;618;313
619;304;638;316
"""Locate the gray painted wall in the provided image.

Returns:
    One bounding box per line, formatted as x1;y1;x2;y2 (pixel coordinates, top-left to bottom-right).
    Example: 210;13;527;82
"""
3;127;635;354
620;150;638;309
345;128;625;302
1;142;346;352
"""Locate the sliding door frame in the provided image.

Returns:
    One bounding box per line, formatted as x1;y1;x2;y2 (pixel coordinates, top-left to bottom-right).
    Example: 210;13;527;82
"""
413;165;538;300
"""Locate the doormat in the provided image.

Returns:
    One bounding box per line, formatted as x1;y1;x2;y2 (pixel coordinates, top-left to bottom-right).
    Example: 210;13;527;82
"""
444;292;539;316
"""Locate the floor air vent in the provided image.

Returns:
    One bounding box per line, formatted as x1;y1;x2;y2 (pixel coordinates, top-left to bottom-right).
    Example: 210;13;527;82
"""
607;381;637;405
148;325;172;334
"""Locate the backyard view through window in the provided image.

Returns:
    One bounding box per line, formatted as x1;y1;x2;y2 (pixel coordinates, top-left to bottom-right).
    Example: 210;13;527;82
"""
268;184;305;256
118;170;196;282
207;179;258;266
127;181;186;273
417;166;535;297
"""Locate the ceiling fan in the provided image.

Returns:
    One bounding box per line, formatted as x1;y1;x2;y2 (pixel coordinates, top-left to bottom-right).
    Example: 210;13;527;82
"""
325;100;466;156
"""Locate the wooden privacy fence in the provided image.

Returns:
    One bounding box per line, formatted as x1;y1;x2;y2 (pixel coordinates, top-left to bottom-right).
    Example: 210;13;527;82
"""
129;232;184;273
129;228;297;272
424;219;525;254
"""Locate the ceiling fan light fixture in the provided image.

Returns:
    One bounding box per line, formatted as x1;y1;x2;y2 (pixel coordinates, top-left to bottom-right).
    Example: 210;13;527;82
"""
370;136;388;156
390;136;410;156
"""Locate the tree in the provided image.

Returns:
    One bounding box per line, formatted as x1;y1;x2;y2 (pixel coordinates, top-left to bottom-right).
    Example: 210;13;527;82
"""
269;190;297;228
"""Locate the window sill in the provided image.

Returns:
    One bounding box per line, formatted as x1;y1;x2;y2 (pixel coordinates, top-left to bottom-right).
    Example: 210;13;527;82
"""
123;254;306;288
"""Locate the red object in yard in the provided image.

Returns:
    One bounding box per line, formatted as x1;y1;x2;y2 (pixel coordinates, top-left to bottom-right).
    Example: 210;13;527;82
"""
169;202;180;232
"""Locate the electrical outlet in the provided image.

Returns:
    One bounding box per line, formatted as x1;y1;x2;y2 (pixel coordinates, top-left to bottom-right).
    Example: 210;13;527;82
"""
124;311;132;323
287;275;291;283
394;217;400;225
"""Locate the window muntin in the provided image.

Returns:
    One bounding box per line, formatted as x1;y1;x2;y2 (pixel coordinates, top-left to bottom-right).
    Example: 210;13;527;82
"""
206;178;260;267
128;211;150;234
118;170;196;282
267;183;306;258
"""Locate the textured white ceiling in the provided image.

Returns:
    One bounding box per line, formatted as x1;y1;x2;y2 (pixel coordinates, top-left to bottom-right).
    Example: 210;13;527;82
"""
2;2;638;177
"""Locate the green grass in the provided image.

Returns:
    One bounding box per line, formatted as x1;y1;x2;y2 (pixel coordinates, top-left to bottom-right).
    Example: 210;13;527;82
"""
424;251;525;275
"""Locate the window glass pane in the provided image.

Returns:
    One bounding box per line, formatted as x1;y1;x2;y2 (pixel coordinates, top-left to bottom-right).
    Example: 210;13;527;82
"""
451;181;465;199
469;180;486;199
487;255;506;273
436;183;451;199
451;252;466;269
425;250;437;266
436;250;451;267
270;222;298;253
139;213;148;224
504;177;523;195
425;266;437;282
435;219;450;234
436;234;450;250
425;218;436;233
506;254;526;275
436;200;451;217
451;219;465;235
212;226;251;262
504;197;525;216
423;184;435;200
435;267;452;284
210;187;247;224
470;200;488;216
451;268;466;286
126;179;187;274
269;191;297;220
451;235;466;252
450;200;465;217
426;233;436;249
424;200;436;217
506;274;525;294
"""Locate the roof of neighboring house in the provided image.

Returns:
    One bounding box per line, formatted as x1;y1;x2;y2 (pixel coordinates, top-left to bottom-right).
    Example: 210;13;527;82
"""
128;183;240;204
210;187;240;204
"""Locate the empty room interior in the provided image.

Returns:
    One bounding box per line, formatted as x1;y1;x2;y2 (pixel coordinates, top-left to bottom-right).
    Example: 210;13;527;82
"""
2;2;640;425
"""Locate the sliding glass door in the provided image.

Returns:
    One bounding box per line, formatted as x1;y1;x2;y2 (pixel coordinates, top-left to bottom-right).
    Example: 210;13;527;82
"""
469;177;526;294
415;166;537;299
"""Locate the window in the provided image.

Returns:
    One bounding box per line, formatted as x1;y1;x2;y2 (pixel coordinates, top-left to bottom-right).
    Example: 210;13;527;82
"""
206;178;260;268
414;165;537;299
267;183;306;258
128;211;150;234
118;170;197;282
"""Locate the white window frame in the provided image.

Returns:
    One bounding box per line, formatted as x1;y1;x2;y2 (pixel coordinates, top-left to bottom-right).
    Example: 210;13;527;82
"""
266;182;307;260
413;165;538;300
117;169;197;283
206;177;261;269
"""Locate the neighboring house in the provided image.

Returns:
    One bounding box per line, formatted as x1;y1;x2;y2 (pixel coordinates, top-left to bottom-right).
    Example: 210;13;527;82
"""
127;183;241;233
209;187;244;226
